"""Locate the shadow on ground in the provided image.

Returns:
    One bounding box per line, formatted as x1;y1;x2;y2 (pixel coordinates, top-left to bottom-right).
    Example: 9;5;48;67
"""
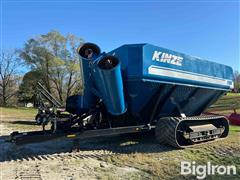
0;132;175;162
7;120;36;125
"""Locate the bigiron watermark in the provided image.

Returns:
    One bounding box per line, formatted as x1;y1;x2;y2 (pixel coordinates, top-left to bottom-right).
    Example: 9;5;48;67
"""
180;161;237;179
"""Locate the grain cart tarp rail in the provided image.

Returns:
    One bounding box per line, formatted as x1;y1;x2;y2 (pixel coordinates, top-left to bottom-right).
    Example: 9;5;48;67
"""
8;42;234;148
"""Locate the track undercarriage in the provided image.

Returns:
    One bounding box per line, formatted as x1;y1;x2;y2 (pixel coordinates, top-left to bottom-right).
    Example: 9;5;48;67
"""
8;109;229;148
155;116;229;148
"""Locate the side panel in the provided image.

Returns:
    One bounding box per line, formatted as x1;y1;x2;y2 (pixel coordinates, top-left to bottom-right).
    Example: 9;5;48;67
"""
142;44;234;90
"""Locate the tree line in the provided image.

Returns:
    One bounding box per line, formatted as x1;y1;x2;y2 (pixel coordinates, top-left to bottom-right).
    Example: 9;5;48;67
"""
0;30;84;107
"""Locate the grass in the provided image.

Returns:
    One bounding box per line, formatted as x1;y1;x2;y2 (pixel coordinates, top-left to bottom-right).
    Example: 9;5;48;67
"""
226;93;240;97
0;107;40;132
206;93;240;115
101;132;240;179
0;107;37;120
230;125;240;132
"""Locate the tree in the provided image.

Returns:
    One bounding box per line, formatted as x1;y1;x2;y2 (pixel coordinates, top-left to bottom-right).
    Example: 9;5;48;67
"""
233;71;240;92
0;51;22;106
18;70;43;104
20;30;84;103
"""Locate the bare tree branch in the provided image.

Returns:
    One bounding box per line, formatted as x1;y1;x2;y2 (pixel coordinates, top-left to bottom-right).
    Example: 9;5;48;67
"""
0;50;21;106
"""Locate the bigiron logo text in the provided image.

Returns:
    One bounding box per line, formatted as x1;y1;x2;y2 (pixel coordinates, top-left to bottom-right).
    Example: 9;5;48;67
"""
181;161;237;179
152;50;183;66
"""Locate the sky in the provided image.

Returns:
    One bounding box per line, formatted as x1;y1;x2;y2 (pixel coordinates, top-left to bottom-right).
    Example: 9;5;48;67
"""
1;0;240;72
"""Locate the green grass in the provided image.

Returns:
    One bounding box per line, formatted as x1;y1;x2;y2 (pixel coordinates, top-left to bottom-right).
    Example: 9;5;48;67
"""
101;132;240;179
0;107;47;132
207;93;240;115
0;107;37;119
226;93;240;97
215;93;240;105
230;125;240;132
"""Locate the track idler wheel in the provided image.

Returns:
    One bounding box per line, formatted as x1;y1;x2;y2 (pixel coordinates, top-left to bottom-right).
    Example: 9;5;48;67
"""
155;115;229;148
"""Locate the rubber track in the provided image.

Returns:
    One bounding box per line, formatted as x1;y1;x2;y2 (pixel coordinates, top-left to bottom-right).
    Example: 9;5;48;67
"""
155;115;228;148
155;117;179;147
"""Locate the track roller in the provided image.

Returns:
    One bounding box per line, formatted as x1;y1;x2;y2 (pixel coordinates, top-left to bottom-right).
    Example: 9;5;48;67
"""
155;115;229;148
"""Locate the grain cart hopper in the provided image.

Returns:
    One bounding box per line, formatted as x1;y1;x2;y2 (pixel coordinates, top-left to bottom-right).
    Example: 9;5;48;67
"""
8;43;234;148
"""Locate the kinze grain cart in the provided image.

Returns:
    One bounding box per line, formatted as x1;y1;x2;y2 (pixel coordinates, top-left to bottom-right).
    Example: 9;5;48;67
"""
8;43;234;148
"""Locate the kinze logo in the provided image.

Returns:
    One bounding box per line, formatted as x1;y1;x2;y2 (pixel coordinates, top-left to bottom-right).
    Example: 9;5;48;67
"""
152;50;183;66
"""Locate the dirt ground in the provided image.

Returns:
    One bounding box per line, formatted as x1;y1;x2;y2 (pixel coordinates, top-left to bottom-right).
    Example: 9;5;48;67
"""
0;119;145;180
0;111;240;179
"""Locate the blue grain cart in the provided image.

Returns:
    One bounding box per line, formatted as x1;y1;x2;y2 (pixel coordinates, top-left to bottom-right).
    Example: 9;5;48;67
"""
10;43;234;148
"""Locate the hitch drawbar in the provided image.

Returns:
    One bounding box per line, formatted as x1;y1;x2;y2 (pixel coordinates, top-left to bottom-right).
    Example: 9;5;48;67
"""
7;125;152;145
155;115;229;148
